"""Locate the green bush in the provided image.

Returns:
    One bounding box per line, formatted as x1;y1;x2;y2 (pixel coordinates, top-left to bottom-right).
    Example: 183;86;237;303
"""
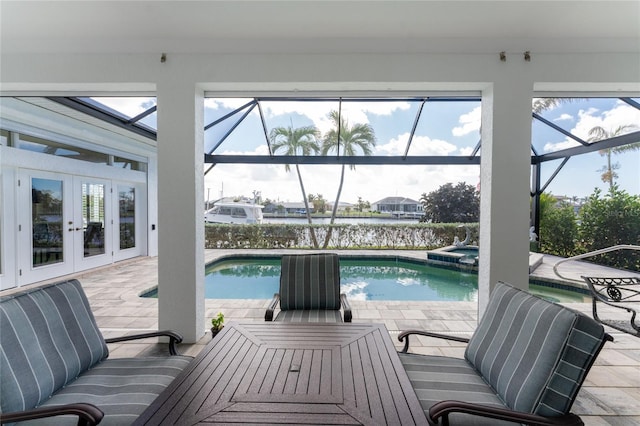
578;186;640;270
204;223;479;250
539;202;578;257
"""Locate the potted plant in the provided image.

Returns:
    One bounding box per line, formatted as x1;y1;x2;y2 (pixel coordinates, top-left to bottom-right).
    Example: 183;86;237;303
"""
210;312;224;338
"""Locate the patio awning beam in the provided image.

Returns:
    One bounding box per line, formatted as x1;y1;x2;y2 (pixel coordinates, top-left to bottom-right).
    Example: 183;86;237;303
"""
256;100;272;155
404;99;426;158
253;96;481;103
127;105;156;124
535;130;640;163
532;112;589;147
205;154;480;165
534;157;571;196
620;97;640;111
207;102;257;155
47;96;157;140
204;99;256;130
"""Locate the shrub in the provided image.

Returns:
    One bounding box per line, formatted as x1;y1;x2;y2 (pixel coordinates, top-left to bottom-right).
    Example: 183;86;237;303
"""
204;223;479;250
578;186;640;270
539;202;578;257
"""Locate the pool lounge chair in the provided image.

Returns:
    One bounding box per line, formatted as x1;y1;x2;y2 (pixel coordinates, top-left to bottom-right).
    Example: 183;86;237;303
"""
398;281;613;425
265;253;352;322
582;275;640;337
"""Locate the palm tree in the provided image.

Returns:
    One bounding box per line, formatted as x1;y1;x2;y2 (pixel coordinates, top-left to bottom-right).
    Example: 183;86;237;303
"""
587;125;639;190
270;124;321;248
321;110;376;248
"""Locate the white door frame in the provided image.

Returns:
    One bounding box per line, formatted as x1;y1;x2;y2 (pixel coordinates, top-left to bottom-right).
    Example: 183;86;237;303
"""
17;170;74;284
113;181;145;261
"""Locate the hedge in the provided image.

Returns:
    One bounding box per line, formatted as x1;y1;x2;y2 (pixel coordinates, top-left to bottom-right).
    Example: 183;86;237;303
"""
204;223;479;250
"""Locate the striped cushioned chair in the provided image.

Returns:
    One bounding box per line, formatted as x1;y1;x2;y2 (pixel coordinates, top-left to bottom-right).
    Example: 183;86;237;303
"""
398;281;613;425
265;253;352;322
0;279;191;426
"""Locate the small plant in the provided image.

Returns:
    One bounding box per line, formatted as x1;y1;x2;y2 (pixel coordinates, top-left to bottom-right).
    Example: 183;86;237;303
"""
210;312;224;331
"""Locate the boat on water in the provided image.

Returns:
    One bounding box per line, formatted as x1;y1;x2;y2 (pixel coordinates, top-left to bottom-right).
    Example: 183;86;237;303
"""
204;202;264;224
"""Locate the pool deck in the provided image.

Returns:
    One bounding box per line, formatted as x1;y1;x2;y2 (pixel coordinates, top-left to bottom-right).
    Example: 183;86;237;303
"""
23;249;640;425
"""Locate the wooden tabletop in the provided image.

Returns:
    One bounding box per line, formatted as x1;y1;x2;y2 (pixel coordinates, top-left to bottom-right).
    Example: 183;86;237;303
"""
134;322;427;425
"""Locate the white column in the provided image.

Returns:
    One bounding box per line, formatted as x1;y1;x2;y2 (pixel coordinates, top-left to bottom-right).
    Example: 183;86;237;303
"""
156;80;205;343
478;74;533;316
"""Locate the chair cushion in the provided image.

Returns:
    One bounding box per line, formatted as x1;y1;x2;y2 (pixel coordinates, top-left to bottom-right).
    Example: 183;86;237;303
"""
17;356;192;425
274;309;343;322
279;253;341;310
399;353;518;426
465;282;607;417
0;280;108;413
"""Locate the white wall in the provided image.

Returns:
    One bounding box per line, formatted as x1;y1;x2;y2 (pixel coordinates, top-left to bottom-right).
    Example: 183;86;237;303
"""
1;50;638;340
0;97;156;288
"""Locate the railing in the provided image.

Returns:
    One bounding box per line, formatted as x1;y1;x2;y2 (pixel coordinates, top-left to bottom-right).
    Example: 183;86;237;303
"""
553;244;640;283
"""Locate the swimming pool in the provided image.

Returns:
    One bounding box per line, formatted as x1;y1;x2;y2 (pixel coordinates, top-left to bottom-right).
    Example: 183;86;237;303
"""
141;256;588;303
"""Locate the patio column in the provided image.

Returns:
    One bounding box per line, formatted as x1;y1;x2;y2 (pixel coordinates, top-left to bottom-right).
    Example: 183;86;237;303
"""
478;77;533;316
156;80;205;343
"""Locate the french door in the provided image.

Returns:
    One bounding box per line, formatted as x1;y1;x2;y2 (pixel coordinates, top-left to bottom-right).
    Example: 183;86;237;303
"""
18;170;142;285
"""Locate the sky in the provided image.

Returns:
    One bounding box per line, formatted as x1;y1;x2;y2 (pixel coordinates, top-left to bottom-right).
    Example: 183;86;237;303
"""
94;96;640;206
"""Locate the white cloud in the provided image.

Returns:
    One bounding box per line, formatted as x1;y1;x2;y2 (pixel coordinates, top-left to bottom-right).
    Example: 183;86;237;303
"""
205;98;254;111
205;159;480;206
553;113;573;122
377;133;458;156
206;125;478;204
452;106;481;137
543;140;579;152
543;104;640;152
260;100;411;134
91;97;154;117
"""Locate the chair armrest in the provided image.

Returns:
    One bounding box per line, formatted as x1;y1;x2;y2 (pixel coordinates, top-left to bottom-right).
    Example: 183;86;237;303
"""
340;293;352;322
105;330;183;356
265;293;280;321
398;330;470;353
0;403;104;426
428;400;583;426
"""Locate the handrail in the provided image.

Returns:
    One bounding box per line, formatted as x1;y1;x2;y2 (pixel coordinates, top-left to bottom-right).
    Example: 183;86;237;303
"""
553;244;640;283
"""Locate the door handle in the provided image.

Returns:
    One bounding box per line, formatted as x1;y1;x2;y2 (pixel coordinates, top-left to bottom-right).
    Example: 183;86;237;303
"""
75;227;82;231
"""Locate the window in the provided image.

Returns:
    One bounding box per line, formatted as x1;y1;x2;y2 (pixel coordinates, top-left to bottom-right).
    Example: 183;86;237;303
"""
19;134;109;164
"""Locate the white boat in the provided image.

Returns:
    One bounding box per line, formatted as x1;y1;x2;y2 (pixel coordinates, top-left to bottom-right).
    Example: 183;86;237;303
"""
204;202;264;224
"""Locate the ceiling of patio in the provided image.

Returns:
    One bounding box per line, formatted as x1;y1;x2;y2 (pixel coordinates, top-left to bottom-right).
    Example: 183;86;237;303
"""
1;1;638;55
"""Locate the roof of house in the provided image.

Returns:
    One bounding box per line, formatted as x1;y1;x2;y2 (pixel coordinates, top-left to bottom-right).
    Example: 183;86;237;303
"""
373;197;420;205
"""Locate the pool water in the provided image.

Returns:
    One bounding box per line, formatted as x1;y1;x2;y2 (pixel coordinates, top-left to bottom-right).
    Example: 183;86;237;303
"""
447;248;479;256
200;257;587;303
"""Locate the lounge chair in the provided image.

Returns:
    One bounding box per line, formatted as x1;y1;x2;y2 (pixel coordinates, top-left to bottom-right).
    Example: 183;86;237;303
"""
265;253;352;322
582;275;640;337
398;281;613;425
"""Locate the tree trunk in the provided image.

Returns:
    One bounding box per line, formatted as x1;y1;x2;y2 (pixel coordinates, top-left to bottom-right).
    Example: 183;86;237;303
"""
607;150;613;190
295;164;319;248
322;164;346;249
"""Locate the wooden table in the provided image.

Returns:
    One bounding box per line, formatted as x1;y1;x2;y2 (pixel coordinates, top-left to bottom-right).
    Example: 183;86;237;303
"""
134;322;427;425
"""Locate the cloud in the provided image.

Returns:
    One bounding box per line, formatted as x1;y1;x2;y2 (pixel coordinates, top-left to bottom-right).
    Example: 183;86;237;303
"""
543;140;579;152
205;98;254;111
452;106;481;137
91;97;154;117
377;133;458;156
543;104;640;152
205;160;480;206
553;113;573;122
260;100;411;134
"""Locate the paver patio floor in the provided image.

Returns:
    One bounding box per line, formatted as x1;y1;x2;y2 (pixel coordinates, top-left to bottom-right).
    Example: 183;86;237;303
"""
25;249;640;425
